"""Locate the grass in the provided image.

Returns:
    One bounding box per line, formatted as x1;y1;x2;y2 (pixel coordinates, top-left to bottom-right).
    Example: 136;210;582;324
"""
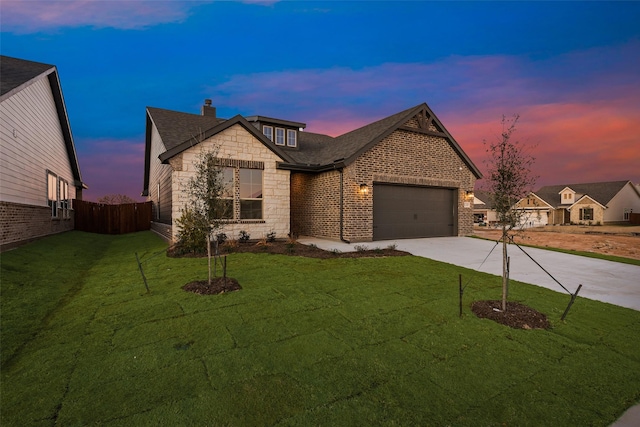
1;231;639;426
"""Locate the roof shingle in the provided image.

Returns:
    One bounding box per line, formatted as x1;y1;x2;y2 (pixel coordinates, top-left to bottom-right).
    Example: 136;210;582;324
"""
1;55;54;98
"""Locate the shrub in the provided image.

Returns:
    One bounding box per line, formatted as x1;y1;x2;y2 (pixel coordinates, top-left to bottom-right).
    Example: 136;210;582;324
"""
386;243;398;251
354;244;369;252
266;231;276;242
286;242;296;254
239;230;250;243
174;208;208;254
216;232;227;244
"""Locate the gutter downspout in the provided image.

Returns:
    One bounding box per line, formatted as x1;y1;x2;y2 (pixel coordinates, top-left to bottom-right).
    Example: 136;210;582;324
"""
338;167;350;244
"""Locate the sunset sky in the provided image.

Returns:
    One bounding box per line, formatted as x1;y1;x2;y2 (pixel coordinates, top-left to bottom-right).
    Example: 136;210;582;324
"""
2;1;639;201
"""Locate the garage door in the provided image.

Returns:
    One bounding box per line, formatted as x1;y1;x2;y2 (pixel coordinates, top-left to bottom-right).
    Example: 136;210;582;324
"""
373;184;456;240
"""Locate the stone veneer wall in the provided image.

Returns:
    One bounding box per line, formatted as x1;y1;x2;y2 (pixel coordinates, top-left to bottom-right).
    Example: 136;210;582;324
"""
341;128;476;242
570;198;605;225
290;171;341;239
0;201;74;251
170;124;290;243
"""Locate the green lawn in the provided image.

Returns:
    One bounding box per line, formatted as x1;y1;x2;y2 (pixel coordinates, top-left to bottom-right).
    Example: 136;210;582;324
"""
1;231;639;426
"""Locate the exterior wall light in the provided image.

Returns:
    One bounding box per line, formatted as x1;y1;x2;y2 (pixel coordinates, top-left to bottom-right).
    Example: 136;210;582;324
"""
465;190;474;199
359;184;369;195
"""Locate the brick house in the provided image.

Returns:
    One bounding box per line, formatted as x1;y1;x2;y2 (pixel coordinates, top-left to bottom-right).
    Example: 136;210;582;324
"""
526;181;640;226
142;101;482;243
0;56;86;251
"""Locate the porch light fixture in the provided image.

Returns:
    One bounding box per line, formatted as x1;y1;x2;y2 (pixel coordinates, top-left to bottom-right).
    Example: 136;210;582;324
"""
465;190;474;199
359;184;369;195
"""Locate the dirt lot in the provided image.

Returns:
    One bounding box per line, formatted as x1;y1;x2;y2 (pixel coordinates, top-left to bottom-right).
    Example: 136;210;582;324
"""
473;225;640;260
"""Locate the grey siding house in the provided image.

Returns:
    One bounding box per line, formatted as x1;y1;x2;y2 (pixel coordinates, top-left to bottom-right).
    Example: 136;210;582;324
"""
0;56;86;251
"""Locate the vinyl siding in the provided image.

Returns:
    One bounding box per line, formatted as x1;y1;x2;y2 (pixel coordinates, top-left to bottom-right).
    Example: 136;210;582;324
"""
146;121;173;223
0;77;76;206
606;183;640;222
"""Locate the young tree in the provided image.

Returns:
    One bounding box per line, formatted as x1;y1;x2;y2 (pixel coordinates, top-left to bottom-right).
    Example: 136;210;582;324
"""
179;148;231;286
483;115;537;311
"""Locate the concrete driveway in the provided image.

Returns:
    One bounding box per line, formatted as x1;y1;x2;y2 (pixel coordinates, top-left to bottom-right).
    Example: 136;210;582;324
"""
297;236;640;312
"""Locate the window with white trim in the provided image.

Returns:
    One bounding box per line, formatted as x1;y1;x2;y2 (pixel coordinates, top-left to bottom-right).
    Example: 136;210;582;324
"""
47;171;58;218
59;178;70;219
239;168;262;219
287;129;297;147
275;127;285;146
263;125;273;142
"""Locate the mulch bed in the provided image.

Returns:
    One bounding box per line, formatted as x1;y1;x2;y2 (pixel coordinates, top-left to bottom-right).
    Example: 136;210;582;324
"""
471;300;551;330
168;241;411;259
182;277;242;295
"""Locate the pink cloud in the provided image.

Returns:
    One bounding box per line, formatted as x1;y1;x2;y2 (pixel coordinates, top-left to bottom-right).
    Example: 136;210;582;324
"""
77;138;145;202
1;0;210;33
210;40;640;188
443;95;640;188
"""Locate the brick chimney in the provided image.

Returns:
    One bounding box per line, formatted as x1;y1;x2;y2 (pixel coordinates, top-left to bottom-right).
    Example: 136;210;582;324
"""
201;99;216;117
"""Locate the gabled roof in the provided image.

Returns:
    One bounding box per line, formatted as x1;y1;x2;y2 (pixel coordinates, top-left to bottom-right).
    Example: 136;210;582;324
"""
473;190;494;209
146;106;223;152
570;194;606;210
0;55;85;189
157;114;296;164
143;107;297;194
534;181;632;207
515;192;554;209
287;103;482;178
1;56;54;99
143;102;483;194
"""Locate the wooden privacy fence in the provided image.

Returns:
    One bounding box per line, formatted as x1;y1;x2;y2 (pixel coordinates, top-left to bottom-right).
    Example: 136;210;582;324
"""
630;213;640;225
74;200;152;234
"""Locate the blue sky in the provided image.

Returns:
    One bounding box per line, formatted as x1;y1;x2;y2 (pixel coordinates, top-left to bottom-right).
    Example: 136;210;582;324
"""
2;1;639;201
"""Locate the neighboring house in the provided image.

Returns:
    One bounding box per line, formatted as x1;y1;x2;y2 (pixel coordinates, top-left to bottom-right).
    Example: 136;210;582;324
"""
0;56;86;251
512;192;554;227
142;100;482;243
472;189;497;225
474;181;640;228
530;181;640;225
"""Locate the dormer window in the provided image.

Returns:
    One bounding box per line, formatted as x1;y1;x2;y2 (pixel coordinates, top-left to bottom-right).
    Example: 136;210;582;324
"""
287;129;297;147
275;127;285;146
560;188;575;205
263;125;273;142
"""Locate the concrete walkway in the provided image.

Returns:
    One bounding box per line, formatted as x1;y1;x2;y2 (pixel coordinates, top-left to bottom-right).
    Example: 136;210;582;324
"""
298;236;640;311
298;236;640;425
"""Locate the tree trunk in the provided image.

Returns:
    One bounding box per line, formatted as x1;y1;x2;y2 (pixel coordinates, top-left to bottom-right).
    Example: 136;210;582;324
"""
502;225;508;311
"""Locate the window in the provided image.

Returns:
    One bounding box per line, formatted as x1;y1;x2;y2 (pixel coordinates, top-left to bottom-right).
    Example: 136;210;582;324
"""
623;208;631;221
59;178;70;219
579;208;594;221
263;125;273;142
239;168;262;219
275;127;285;146
220;167;235;219
47;172;58;218
287;129;297;147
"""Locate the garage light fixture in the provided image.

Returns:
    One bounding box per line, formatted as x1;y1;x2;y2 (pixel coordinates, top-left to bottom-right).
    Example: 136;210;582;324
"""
359;184;369;195
465;190;474;199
